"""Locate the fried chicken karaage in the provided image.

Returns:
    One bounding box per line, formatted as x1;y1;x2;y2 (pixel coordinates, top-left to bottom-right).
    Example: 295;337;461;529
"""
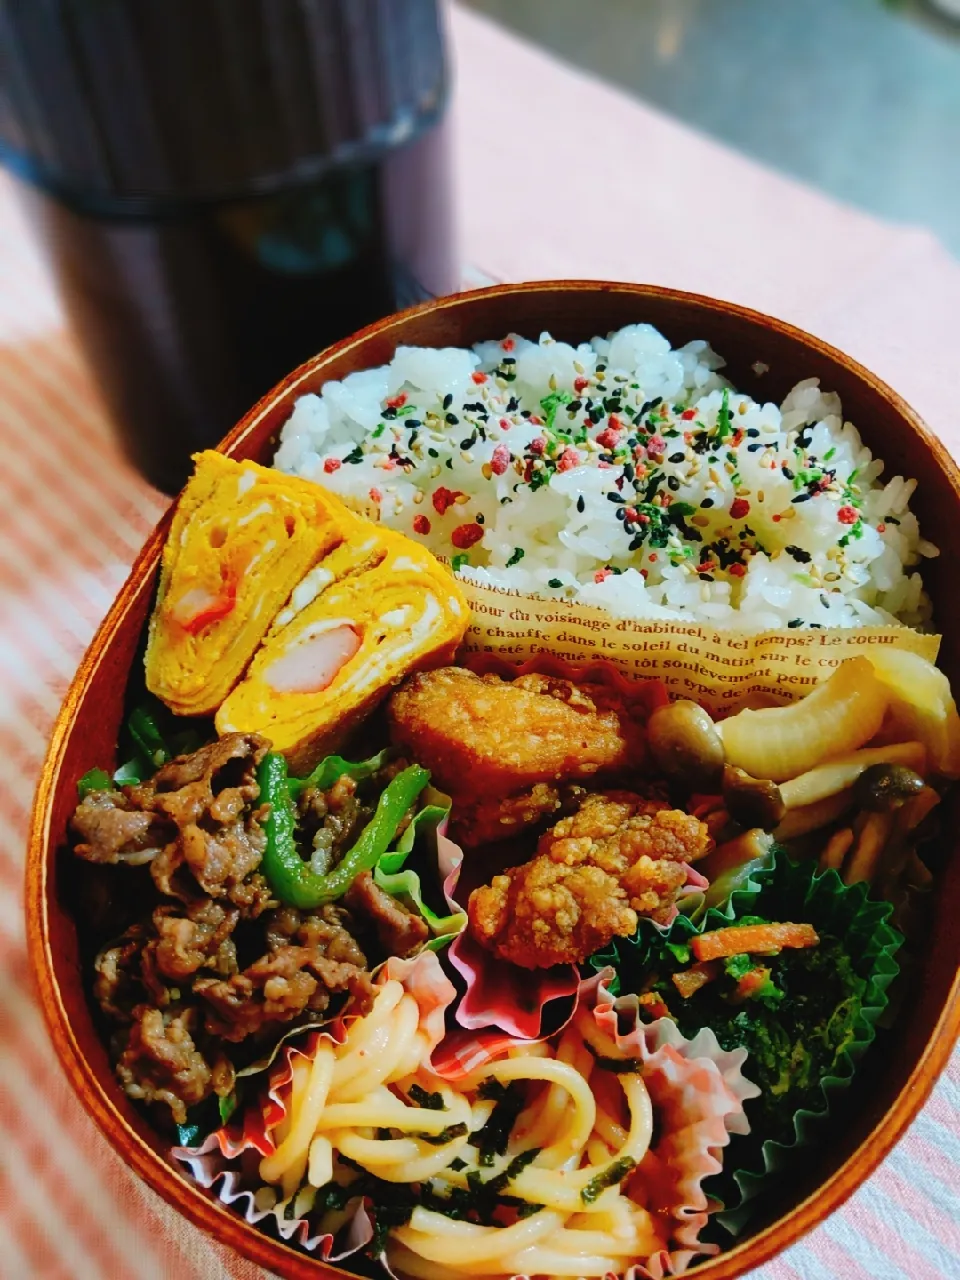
387;668;648;846
468;791;711;968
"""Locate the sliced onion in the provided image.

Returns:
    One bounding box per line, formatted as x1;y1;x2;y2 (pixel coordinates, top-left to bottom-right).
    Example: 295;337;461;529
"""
718;657;888;783
866;648;960;778
779;740;926;810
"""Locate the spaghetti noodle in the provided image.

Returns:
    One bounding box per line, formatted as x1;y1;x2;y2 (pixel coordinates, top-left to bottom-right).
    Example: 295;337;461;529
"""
257;983;665;1277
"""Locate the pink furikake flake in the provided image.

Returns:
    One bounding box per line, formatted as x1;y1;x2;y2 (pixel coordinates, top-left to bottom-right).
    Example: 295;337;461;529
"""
451;522;483;549
432;486;462;515
490;444;510;475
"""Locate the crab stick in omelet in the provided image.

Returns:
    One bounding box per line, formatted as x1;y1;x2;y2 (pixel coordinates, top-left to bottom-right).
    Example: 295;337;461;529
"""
216;529;469;774
145;451;364;716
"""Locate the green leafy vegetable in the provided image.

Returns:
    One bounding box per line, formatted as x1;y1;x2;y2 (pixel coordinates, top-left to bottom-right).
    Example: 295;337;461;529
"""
77;768;114;799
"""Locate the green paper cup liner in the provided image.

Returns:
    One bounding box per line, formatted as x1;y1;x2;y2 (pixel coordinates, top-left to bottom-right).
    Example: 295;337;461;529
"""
587;849;903;1236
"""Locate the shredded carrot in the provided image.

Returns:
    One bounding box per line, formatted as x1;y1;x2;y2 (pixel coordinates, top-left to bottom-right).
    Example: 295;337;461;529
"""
671;962;721;999
692;921;819;962
732;967;772;1002
637;991;671;1019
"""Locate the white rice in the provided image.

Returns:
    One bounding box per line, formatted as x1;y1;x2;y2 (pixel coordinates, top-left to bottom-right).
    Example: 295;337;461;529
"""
273;325;938;630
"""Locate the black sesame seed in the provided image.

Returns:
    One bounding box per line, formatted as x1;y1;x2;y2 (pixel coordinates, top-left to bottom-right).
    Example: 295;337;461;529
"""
606;493;626;504
700;574;715;582
406;419;422;429
507;397;519;412
668;452;685;464
476;513;485;525
577;495;586;513
459;434;476;449
746;427;761;438
615;508;626;521
792;493;812;503
442;393;453;409
781;466;795;480
428;448;439;458
666;476;681;491
746;442;764;453
548;578;562;588
502;356;517;365
700;498;715;508
446;413;460;425
785;545;812;563
787;618;804;628
820;593;830;609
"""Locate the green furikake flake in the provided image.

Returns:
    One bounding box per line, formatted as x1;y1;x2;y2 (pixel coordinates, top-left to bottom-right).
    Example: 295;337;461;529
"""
581;1156;637;1204
408;1083;446;1111
413;1122;469;1146
452;554;470;572
714;388;733;443
585;1042;643;1074
470;1082;525;1166
506;547;525;567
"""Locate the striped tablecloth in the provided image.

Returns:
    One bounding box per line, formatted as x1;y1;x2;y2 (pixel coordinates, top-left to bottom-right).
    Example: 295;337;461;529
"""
3;7;960;1278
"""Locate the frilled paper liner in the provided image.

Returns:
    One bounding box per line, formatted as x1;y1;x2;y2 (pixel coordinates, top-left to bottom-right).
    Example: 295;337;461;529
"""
373;785;467;948
178;958;757;1279
589;850;904;1236
172;951;457;1260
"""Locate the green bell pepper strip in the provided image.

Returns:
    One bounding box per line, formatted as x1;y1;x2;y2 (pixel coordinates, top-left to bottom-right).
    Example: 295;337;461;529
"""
256;753;430;909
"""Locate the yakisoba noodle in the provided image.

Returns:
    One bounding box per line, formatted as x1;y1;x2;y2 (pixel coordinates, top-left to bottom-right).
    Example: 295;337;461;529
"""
257;980;663;1278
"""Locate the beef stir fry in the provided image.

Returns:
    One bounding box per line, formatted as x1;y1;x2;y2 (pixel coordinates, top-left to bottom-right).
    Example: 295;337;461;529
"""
70;733;426;1123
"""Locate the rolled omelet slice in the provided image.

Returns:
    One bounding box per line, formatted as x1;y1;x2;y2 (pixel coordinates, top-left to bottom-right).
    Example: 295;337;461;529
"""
145;451;360;717
216;529;469;773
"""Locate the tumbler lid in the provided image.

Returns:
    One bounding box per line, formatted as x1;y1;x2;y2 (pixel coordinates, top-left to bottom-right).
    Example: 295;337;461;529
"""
0;0;447;212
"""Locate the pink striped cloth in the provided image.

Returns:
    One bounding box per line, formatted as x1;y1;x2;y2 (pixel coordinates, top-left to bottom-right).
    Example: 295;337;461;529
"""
2;6;959;1277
